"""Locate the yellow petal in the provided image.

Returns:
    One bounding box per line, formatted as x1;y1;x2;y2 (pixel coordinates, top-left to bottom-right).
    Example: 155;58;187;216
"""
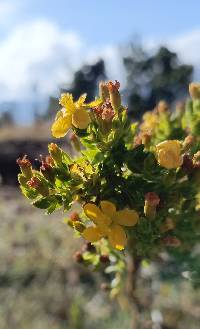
100;200;116;217
82;226;103;242
84;203;111;226
51;114;72;138
59;93;76;113
114;209;139;226
156;140;181;153
157;149;183;169
84;98;103;108
72;109;91;129
108;224;127;250
76;94;87;106
156;140;183;169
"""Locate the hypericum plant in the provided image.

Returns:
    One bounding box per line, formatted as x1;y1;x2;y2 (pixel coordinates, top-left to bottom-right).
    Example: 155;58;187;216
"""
17;81;200;301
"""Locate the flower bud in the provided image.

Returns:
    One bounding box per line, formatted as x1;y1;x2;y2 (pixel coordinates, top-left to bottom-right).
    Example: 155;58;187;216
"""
193;151;200;168
162;236;181;247
73;251;83;263
141;132;152;148
160;218;175;233
175;101;185;115
182;135;195;151
16;156;32;179
107;80;121;112
144;192;160;219
70;212;80;222
157;100;168;113
81;242;96;253
72;221;85;233
182;154;194;174
100;254;110;264
189;82;200;99
101;104;115;122
40;161;55;183
27;176;49;196
48;143;63;165
99;81;109;101
134;134;142;146
156;140;183;169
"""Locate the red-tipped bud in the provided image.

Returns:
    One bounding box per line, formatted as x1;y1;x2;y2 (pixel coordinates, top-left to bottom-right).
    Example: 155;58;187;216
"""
144;192;160;219
40;161;55;183
81;242;96;253
182;154;194;174
70;212;80;222
100;254;110;264
183;135;195;151
157;100;168;113
48;143;62;164
189;82;200;99
27;176;49;196
99;81;109;101
27;176;40;189
106;80;121;112
101;104;115;122
145;192;160;206
45;156;54;166
134;135;142;146
162;236;181;247
160;218;175;233
73;251;83;263
193;151;200;168
141;132;152;147
16;155;32;179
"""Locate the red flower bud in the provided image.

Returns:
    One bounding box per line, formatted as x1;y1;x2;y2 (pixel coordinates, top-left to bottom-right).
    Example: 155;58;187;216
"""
144;192;160;219
16;155;32;179
106;80;121;112
27;177;49;196
73;251;83;263
40;161;55;183
81;242;96;253
70;212;80;222
100;255;110;263
162;236;181;247
145;192;160;206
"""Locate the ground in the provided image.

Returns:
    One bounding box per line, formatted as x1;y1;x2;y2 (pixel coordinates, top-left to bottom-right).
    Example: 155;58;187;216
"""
0;187;199;329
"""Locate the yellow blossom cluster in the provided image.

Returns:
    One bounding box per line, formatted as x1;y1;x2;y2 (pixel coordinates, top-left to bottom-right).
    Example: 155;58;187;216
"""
82;201;139;250
52;93;102;138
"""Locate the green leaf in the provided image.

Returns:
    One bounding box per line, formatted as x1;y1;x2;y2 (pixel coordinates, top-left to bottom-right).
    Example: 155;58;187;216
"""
32;197;53;209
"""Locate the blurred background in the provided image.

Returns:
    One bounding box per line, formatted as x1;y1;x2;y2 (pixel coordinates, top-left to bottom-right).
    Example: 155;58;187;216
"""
0;1;200;328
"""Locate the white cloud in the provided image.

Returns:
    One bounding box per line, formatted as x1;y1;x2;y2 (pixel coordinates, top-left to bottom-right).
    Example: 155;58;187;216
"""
1;18;200;123
0;19;84;102
168;29;200;70
145;29;200;78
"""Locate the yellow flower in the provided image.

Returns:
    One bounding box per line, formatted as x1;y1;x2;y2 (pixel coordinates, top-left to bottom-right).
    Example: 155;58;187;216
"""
82;201;139;250
140;111;158;133
156;140;183;169
52;93;102;138
189;82;200;99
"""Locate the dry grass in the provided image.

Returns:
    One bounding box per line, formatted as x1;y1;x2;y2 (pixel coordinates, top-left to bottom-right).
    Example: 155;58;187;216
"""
0;188;199;329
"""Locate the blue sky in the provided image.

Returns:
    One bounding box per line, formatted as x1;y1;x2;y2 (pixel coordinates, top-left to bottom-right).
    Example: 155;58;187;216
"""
7;0;200;44
1;0;200;122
